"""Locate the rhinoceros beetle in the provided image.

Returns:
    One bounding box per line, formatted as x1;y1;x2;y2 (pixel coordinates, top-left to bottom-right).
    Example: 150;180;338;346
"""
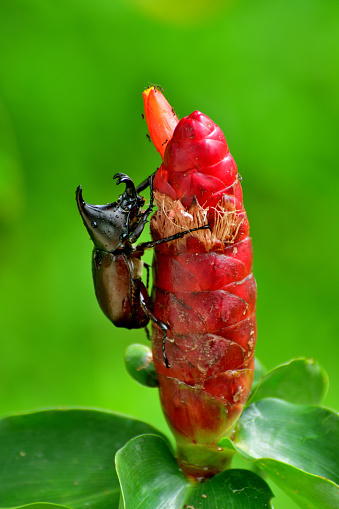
76;173;209;367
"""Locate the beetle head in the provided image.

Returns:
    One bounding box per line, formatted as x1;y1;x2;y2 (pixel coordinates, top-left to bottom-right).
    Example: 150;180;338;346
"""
76;174;147;252
76;185;129;252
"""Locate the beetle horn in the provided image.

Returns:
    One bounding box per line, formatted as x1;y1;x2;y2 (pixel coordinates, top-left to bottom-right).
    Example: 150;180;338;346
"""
76;185;103;247
113;173;137;199
76;185;88;220
76;185;98;224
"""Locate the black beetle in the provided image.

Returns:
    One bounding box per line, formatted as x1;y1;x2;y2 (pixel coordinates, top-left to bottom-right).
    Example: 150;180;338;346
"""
76;172;209;367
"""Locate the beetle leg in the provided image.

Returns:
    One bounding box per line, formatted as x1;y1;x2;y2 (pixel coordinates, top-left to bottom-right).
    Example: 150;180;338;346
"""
136;171;156;193
139;289;170;368
137;223;210;250
162;330;170;369
129;175;155;244
143;262;151;289
128;210;152;243
144;325;151;342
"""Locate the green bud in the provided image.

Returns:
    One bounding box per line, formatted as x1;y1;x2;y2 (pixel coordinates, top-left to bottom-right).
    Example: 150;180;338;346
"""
124;344;158;388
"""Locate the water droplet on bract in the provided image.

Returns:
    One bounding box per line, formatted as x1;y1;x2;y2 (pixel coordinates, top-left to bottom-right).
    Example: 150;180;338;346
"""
91;221;98;228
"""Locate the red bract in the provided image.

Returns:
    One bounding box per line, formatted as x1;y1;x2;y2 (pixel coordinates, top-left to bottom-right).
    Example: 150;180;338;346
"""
143;87;256;479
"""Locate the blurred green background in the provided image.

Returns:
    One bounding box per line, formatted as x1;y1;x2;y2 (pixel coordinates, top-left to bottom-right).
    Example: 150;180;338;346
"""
0;0;338;507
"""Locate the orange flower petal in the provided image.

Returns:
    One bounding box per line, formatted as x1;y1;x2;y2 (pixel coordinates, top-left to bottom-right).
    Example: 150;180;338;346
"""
143;86;179;160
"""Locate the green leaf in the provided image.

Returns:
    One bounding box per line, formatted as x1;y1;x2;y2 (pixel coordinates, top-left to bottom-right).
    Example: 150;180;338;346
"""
248;358;328;405
0;408;165;509
116;434;274;509
4;505;73;509
236;399;339;483
1;502;71;509
220;398;339;509
257;460;339;509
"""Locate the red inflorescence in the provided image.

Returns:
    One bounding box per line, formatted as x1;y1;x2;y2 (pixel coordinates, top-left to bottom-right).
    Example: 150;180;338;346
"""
143;87;256;478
